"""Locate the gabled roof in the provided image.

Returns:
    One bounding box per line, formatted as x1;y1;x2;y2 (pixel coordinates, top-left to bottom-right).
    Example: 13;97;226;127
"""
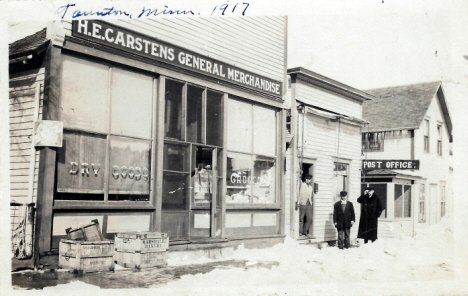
9;28;48;61
363;81;453;141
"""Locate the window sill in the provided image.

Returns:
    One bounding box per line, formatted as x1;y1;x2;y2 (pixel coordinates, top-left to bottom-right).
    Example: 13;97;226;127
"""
53;200;155;210
226;204;281;210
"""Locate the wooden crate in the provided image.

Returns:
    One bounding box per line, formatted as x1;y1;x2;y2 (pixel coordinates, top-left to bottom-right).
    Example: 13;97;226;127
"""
114;232;169;253
114;251;168;269
65;219;104;241
58;239;114;273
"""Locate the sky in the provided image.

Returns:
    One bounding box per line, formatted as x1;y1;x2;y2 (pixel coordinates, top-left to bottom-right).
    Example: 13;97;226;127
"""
2;0;468;293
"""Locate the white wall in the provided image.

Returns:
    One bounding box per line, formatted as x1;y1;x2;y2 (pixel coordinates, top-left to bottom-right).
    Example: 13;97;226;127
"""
61;17;286;82
413;93;452;229
295;82;363;118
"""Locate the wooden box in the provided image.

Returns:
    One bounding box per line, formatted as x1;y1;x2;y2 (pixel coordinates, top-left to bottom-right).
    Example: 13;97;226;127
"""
114;251;168;269
114;232;169;253
59;239;114;273
65;219;104;241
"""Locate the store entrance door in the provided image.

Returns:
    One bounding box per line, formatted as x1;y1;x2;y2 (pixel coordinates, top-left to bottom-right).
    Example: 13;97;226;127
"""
161;145;221;242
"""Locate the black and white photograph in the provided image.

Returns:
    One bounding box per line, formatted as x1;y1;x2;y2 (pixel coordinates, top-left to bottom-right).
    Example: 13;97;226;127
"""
1;0;468;295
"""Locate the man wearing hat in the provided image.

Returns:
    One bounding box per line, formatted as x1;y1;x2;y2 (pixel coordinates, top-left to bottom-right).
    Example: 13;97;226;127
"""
357;187;383;243
298;174;314;237
333;191;355;249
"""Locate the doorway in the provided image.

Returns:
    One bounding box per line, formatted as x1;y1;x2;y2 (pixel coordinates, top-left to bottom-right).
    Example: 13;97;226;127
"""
299;162;315;238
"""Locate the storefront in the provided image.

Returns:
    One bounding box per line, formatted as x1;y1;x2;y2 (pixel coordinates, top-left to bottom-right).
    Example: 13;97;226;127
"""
285;67;372;243
10;18;287;260
361;169;425;237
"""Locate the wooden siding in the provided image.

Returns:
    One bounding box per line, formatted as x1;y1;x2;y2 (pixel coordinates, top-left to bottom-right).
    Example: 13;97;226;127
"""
301;113;362;242
296;81;363;118
9;68;45;204
61;17;286;82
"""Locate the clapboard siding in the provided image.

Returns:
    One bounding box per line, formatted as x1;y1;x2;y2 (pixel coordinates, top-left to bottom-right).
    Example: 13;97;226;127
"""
9;67;45;204
296;82;362;118
62;16;286;82
295;111;362;242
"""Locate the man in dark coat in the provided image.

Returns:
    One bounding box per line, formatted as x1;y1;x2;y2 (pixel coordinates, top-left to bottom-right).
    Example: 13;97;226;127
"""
333;191;355;249
357;187;383;243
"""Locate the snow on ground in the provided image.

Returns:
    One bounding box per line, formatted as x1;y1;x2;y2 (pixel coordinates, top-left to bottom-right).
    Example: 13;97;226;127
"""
15;215;465;296
161;215;457;295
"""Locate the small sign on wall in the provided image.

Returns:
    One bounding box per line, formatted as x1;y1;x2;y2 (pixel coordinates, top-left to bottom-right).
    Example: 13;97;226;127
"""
33;120;63;147
362;159;420;170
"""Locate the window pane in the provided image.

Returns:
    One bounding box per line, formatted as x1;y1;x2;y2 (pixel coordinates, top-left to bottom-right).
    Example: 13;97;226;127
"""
207;90;223;146
192;147;213;204
252;157;276;204
162;172;189;210
165;80;184;140
404;185;411;217
394;185;403;218
227;98;251;153
226;153;252;203
253;105;276;156
56;131;107;195
108;136;151;198
111;68;153;138
61;55;109;133
186;85;203;143
164;143;189;172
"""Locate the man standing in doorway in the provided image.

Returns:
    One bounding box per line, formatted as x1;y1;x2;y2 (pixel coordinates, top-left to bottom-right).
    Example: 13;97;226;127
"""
357;187;383;243
333;191;355;249
298;174;314;237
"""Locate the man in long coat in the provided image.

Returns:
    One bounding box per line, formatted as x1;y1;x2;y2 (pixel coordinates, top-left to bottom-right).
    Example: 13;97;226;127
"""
357;187;383;243
333;191;355;249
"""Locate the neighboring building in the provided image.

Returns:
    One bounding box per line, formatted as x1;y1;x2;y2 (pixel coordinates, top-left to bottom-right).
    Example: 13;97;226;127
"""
285;68;372;243
362;82;453;237
9;18;288;266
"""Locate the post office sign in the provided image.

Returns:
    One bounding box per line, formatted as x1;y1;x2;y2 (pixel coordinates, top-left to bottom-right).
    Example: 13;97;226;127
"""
362;160;420;170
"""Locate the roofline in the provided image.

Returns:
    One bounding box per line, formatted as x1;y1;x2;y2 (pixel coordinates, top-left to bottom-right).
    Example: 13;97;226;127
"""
436;84;453;142
288;67;374;103
363;127;417;133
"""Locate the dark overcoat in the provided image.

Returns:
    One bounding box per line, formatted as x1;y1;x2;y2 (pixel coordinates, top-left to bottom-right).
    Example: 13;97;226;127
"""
333;201;355;230
357;193;383;240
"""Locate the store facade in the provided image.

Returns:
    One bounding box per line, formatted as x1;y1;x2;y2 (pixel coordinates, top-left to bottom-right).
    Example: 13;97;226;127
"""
9;18;287;261
285;68;372;243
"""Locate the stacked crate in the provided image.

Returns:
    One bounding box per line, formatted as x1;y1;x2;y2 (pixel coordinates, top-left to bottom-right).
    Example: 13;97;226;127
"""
114;232;169;269
58;220;115;273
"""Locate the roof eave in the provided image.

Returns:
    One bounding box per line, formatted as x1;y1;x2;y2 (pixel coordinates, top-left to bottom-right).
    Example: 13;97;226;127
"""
288;67;374;103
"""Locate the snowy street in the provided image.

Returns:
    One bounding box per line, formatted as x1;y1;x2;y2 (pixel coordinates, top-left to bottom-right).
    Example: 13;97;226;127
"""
11;215;461;295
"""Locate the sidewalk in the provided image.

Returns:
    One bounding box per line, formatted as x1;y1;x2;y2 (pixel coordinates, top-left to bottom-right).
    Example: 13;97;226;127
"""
12;259;280;290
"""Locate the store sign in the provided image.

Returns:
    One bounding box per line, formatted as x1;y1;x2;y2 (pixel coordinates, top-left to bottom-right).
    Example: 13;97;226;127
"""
72;20;282;97
362;160;420;170
33;120;63;147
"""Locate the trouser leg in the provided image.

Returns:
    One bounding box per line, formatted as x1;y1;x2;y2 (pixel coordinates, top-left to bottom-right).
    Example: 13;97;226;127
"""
303;200;313;235
299;205;306;235
344;228;350;248
337;229;344;249
364;239;368;244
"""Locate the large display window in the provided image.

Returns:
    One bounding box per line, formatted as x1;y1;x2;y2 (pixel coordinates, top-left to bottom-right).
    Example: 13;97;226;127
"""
57;54;155;203
226;97;278;205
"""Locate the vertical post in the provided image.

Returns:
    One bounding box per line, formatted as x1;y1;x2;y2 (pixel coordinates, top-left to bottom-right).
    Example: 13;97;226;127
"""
289;77;298;239
35;43;62;266
154;76;166;232
279;109;286;236
149;77;158;231
221;93;228;238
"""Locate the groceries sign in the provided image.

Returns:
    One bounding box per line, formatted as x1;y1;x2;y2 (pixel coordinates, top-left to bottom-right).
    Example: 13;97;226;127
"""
362;160;420;170
72;20;282;97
